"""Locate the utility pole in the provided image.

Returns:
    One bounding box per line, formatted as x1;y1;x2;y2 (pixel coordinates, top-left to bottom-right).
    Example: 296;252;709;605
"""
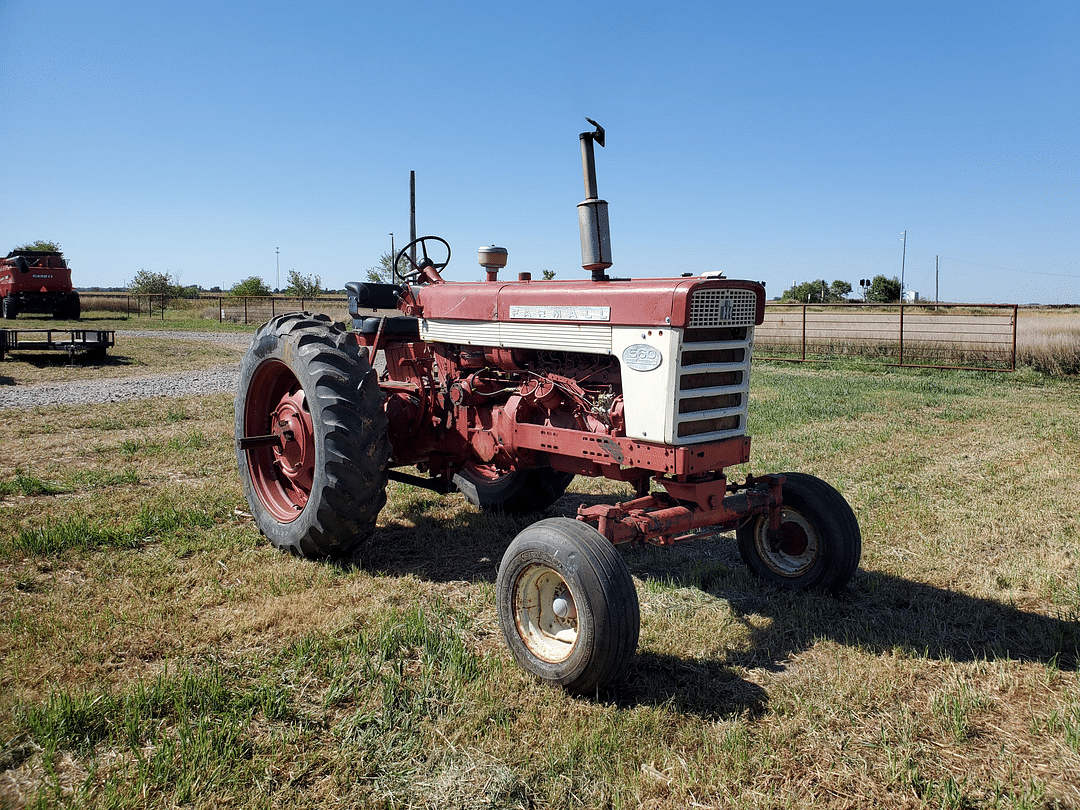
900;230;907;301
276;247;280;293
935;255;939;305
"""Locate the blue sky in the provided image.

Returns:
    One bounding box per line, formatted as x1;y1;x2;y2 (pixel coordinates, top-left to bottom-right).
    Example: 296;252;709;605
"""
1;0;1076;303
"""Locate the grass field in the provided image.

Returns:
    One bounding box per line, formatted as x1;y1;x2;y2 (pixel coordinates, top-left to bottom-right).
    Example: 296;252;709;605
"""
1;336;1078;809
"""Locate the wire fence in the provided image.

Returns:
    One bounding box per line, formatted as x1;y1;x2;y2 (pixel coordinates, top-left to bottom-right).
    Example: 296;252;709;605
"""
755;303;1018;371
79;293;348;323
78;294;1026;371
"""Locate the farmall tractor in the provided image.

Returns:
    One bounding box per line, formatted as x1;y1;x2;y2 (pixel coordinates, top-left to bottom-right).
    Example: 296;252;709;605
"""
235;121;861;693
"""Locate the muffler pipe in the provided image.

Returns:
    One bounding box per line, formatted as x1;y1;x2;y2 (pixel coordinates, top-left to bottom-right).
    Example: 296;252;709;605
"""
578;118;612;280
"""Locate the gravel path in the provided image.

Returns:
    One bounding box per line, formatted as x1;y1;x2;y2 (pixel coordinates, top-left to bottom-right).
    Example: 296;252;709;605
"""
0;330;255;411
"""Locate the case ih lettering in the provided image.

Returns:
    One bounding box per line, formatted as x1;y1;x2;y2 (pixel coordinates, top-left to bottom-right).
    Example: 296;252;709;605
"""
235;121;861;692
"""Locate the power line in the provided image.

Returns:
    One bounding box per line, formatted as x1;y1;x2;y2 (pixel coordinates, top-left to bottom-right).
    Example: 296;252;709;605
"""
938;256;1080;279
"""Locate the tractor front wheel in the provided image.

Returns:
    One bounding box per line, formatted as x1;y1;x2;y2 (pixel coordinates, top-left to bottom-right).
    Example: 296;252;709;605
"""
496;517;639;693
736;472;861;593
235;312;390;559
453;464;574;514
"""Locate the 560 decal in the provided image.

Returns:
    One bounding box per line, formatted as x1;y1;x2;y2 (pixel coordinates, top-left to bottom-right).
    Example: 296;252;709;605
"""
621;343;662;372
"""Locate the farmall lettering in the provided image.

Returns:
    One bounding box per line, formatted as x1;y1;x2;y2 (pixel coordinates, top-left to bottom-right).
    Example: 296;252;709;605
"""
235;119;862;693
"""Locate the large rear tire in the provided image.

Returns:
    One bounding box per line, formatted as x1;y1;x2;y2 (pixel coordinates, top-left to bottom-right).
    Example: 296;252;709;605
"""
2;296;17;320
453;464;574;514
235;312;390;559
736;472;861;593
497;517;639;693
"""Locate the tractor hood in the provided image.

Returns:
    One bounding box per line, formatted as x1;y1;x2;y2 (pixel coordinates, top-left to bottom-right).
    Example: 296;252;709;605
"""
412;277;765;329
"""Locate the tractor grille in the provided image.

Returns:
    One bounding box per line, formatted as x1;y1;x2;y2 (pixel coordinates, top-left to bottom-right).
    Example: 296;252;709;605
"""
688;288;758;328
672;326;753;444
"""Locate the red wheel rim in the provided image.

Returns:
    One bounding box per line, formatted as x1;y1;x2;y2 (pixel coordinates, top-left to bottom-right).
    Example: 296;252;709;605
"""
243;360;315;522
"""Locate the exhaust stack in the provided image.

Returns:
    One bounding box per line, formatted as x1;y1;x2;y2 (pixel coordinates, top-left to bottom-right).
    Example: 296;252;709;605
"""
578;118;612;281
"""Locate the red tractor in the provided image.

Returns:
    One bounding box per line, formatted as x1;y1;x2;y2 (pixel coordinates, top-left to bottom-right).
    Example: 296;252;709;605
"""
0;248;81;320
235;121;861;692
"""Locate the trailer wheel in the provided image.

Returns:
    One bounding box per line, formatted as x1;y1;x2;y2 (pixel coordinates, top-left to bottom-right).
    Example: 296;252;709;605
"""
454;464;575;514
2;296;17;320
235;312;390;559
736;472;861;593
497;517;639;693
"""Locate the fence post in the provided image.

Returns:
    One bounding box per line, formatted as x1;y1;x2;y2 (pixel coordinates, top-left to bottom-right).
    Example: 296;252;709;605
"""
160;295;164;321
272;296;275;319
244;297;248;325
219;296;223;323
800;305;807;361
898;304;905;367
1011;304;1018;371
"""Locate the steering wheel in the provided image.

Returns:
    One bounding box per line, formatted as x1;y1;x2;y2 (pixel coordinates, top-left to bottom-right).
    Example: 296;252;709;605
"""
395;236;451;283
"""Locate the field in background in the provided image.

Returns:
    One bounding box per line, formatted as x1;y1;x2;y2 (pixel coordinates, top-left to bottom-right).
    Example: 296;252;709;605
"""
1;358;1078;809
68;296;1080;376
78;293;347;325
756;304;1080;374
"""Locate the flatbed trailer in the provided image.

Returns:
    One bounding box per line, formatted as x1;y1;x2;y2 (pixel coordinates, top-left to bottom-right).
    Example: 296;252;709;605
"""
0;328;115;361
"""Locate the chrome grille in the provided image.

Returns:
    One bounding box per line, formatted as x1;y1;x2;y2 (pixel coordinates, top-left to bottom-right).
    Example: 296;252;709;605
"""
688;288;757;328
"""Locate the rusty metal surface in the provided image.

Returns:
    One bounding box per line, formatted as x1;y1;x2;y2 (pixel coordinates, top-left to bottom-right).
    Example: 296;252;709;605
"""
577;474;785;546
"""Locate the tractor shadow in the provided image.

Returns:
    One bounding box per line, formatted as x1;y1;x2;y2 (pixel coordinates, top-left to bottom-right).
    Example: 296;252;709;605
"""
349;486;768;717
349;483;1077;717
622;532;1079;673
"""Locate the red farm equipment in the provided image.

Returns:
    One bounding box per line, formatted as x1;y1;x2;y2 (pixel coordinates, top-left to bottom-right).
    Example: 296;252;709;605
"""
0;249;80;320
235;120;861;692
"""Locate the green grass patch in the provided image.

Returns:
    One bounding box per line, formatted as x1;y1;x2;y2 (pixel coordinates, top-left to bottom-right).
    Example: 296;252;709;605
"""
2;355;1079;809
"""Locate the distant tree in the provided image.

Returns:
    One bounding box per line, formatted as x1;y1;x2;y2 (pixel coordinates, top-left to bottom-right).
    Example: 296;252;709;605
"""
285;269;322;297
782;278;854;303
174;285;201;299
128;269;176;296
542;269;556;280
829;280;853;300
866;275;902;304
367;252;410;283
231;276;272;296
15;240;62;253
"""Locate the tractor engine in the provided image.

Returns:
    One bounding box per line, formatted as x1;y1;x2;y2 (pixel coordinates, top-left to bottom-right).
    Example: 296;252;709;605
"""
348;275;763;490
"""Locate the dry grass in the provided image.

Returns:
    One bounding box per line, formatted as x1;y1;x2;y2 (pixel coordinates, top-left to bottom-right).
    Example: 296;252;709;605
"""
0;360;1078;809
1017;309;1080;375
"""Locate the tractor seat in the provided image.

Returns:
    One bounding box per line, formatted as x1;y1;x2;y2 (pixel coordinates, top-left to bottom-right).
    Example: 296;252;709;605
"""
353;316;420;337
344;281;419;337
345;281;405;315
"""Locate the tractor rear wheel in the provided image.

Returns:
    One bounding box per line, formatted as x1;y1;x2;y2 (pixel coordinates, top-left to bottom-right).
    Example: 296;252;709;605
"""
235;312;390;559
2;296;17;319
453;464;574;514
736;472;861;593
496;517;639;693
